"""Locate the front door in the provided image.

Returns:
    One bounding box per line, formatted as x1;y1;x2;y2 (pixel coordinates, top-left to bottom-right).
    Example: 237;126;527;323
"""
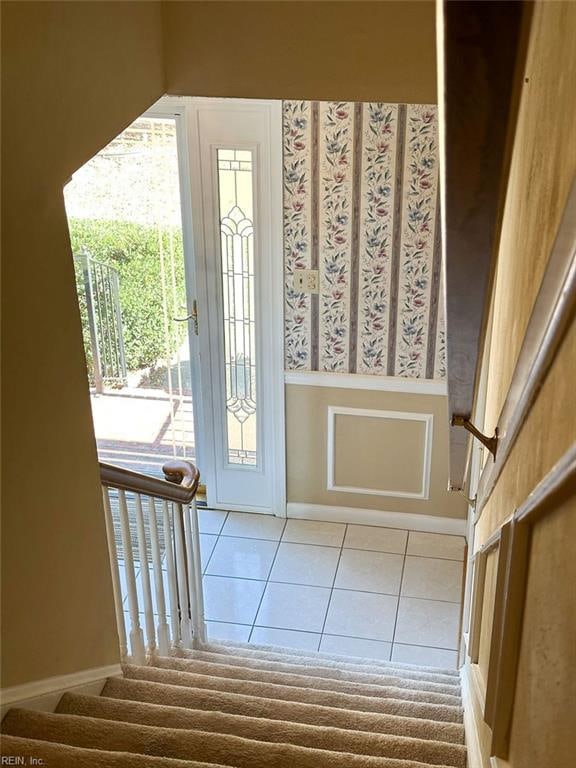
184;98;285;515
67;96;285;516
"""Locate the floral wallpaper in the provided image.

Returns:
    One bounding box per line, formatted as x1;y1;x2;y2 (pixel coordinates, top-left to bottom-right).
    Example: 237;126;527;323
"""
284;101;445;379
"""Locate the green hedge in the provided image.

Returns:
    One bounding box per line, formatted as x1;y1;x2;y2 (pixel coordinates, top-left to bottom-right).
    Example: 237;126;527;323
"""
69;218;187;375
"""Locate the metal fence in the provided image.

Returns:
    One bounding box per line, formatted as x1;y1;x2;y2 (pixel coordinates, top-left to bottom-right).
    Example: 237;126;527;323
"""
75;250;127;392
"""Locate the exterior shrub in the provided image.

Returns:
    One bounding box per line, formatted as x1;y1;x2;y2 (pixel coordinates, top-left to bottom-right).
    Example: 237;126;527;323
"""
69;218;187;375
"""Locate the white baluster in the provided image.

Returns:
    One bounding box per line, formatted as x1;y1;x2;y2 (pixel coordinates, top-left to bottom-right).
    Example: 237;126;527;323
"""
118;489;145;663
163;500;181;647
148;497;171;655
183;499;206;645
102;486;128;659
173;502;193;647
134;493;156;656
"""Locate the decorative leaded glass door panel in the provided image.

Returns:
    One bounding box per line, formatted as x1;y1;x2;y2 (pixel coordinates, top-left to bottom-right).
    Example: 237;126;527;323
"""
217;149;258;467
187;99;284;514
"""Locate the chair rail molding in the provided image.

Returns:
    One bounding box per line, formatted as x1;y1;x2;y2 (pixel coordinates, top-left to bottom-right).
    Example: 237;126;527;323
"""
284;370;447;396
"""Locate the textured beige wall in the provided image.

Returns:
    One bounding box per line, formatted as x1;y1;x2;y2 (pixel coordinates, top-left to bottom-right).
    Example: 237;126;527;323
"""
163;1;437;104
468;3;576;765
507;496;576;768
334;414;425;495
477;0;576;547
286;385;466;519
0;0;440;690
483;0;576;435
1;1;165;688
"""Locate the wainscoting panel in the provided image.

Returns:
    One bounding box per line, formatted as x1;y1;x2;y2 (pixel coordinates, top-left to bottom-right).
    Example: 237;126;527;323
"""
286;383;467;520
327;406;433;499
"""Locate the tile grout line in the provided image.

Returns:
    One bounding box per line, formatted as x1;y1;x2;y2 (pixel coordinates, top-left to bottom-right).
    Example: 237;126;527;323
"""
201;511;230;630
201;511;229;575
389;530;410;660
198;611;458;664
202;515;463;658
202;572;462;605
317;524;348;652
215;534;464;561
151;615;459;654
247;518;288;644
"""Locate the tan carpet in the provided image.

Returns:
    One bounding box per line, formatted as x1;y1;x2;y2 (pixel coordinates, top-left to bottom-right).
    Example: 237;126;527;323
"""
190;642;460;683
158;655;461;697
102;676;465;743
124;663;464;722
1;640;466;767
58;692;467;767
0;735;231;767
174;647;461;689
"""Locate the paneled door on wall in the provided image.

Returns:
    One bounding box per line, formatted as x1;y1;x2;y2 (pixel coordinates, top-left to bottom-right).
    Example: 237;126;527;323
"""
183;98;285;515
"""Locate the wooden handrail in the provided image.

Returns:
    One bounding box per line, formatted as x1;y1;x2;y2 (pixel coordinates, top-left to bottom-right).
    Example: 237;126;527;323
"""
99;459;200;504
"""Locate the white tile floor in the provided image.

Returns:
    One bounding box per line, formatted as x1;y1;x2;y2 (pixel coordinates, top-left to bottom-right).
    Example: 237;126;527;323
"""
199;510;465;669
119;510;465;669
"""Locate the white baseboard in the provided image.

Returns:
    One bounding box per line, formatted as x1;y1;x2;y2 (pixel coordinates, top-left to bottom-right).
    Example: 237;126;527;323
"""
0;663;122;716
460;662;488;768
287;502;467;536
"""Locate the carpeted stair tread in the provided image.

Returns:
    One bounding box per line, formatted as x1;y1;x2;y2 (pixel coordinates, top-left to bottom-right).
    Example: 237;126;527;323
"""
168;651;460;694
102;677;465;744
124;665;464;723
59;692;467;767
0;734;233;767
202;640;461;676
153;656;461;704
1;709;459;768
176;647;461;689
198;642;460;681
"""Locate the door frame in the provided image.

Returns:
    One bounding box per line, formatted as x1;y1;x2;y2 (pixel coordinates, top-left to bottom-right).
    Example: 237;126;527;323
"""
143;98;207;481
149;95;286;517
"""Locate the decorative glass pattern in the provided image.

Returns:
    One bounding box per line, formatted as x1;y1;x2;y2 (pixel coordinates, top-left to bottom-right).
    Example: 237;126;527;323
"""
217;149;257;466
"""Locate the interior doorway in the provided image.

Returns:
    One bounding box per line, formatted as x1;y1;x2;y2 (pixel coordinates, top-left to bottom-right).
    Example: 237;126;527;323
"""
65;97;285;515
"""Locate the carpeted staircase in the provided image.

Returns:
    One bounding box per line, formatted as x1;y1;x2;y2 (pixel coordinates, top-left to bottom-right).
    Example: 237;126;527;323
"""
1;641;466;767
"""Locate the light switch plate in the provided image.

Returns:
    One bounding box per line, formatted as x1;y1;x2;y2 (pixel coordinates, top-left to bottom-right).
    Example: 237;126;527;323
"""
293;269;319;293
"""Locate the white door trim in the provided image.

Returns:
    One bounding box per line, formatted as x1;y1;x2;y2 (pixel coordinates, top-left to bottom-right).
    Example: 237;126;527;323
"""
268;102;287;517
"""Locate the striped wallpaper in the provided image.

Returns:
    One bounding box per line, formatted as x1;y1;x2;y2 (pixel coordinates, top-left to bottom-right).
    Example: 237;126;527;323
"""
283;101;445;379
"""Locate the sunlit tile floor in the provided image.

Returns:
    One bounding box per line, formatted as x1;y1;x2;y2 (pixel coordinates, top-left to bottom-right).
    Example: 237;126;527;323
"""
120;510;465;669
198;510;465;668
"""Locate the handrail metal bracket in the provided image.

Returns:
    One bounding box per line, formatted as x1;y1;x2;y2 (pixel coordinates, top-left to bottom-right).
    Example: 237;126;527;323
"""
451;415;498;458
458;490;477;507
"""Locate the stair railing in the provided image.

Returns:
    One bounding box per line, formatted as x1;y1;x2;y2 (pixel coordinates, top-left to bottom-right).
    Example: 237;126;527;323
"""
100;459;205;664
